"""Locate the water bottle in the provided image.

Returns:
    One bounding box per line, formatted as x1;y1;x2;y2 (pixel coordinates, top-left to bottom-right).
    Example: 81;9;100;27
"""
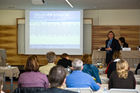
77;88;80;93
103;87;108;93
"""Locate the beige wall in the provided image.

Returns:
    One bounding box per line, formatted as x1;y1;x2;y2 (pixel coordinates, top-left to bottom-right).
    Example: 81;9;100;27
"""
0;9;140;25
0;10;24;25
84;9;140;25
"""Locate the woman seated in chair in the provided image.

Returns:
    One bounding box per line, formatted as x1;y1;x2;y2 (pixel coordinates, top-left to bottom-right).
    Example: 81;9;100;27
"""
18;55;49;88
109;59;136;89
82;54;101;84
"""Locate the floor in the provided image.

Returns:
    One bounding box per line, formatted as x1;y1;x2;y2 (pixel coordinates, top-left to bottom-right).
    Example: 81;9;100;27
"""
3;78;18;93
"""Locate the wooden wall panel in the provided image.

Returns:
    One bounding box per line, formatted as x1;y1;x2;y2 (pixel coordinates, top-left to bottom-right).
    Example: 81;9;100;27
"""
92;25;140;50
120;26;140;50
0;25;49;65
92;26;120;49
0;25;140;65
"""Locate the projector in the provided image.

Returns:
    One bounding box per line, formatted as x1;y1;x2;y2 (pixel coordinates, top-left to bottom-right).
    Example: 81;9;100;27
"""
32;0;45;5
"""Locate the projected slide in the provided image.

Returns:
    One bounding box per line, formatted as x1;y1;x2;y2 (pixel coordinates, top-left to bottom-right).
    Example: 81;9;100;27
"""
30;11;80;49
25;10;83;55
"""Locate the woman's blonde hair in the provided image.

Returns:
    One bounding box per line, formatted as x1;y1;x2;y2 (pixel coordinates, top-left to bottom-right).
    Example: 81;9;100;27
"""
116;59;129;79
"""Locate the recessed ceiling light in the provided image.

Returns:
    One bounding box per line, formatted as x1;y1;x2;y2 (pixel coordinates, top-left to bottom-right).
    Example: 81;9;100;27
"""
65;0;73;8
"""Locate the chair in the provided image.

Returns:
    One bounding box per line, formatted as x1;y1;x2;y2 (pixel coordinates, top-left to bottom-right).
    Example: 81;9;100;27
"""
65;88;93;93
13;87;47;93
109;88;139;93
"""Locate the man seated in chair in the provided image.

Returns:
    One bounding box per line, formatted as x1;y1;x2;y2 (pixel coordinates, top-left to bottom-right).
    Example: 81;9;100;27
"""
40;66;77;93
40;65;77;93
66;58;100;91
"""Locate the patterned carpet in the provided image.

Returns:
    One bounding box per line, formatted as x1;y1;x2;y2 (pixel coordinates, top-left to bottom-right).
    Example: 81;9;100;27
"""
4;81;18;93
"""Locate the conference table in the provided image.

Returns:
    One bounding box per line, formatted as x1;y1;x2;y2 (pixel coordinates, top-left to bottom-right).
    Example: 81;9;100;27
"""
92;50;140;67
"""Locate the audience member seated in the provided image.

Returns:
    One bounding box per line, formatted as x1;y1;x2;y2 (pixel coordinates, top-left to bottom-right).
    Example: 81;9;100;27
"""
119;37;128;48
109;59;136;89
66;58;100;91
106;51;121;78
57;53;72;68
39;51;56;75
82;54;101;84
40;65;78;93
0;77;4;93
18;55;49;88
135;63;140;74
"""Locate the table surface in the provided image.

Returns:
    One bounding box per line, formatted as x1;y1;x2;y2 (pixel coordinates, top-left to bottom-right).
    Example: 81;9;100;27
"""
92;50;140;59
0;66;20;78
92;50;140;67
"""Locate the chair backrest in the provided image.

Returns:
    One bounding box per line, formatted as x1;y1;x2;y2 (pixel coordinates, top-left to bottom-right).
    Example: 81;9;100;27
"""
65;88;93;93
109;88;139;93
13;87;47;93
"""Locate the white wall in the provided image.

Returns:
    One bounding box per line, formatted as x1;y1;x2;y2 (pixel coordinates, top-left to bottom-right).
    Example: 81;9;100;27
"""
84;9;140;25
0;10;24;25
0;9;140;25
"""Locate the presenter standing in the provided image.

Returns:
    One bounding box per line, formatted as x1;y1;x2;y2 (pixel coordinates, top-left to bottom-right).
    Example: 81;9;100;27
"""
105;31;121;65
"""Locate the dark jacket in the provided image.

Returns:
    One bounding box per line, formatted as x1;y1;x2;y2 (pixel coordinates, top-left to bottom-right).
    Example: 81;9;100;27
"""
57;58;72;68
105;38;121;65
123;42;128;48
107;62;117;78
109;71;136;89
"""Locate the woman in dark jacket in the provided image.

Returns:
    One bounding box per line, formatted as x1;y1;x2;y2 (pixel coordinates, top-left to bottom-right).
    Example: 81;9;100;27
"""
105;31;121;65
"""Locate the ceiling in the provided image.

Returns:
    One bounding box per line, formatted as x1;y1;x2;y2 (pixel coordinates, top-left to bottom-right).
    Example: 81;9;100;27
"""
0;0;140;10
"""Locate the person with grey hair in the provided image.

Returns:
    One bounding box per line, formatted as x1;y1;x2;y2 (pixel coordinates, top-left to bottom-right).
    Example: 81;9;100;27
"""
66;58;100;91
40;65;78;93
39;51;56;75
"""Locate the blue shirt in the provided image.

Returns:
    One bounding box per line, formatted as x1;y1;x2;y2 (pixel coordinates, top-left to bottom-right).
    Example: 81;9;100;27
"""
107;39;113;48
82;64;101;84
66;70;100;91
